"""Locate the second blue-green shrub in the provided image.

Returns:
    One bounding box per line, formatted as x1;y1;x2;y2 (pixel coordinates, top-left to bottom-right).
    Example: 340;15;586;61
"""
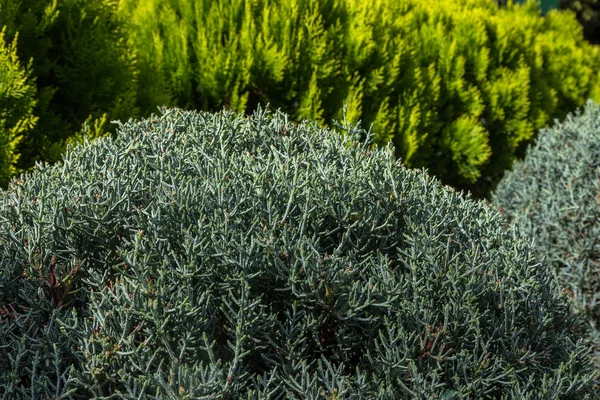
493;99;600;370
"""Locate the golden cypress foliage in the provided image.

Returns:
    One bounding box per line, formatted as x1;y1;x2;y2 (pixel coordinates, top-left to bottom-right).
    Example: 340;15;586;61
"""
0;0;139;177
0;28;37;188
119;0;600;197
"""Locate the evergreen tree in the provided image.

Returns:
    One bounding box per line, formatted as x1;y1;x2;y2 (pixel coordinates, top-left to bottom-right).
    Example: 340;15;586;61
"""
119;0;600;198
0;0;139;173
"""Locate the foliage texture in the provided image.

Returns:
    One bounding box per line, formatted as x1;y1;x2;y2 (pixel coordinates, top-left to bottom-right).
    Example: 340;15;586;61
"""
0;0;138;175
492;99;600;372
118;0;600;198
0;107;597;398
0;28;37;189
497;0;600;45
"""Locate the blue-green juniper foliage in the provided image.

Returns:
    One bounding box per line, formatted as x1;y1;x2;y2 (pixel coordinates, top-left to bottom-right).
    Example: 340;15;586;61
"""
0;107;597;398
493;99;600;373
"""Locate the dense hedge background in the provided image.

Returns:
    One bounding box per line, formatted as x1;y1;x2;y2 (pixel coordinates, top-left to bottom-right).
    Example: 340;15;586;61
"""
499;0;600;45
0;0;138;173
557;0;600;45
118;0;600;198
0;27;37;188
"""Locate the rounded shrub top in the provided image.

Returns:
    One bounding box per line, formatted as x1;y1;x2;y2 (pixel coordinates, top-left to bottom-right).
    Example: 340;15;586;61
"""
493;99;600;370
0;107;597;398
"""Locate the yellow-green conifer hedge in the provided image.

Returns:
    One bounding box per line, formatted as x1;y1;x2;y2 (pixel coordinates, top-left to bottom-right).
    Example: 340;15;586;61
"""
0;0;139;177
119;0;600;197
0;28;37;188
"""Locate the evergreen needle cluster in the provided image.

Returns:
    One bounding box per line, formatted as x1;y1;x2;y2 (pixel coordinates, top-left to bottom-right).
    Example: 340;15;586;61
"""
0;107;597;398
493;98;600;375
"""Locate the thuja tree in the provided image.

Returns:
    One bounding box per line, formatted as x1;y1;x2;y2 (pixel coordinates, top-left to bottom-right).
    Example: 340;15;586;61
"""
492;99;600;371
0;107;598;398
118;0;600;198
0;0;138;176
0;28;37;188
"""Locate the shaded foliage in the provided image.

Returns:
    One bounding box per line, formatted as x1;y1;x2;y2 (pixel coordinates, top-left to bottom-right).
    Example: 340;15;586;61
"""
0;0;138;175
0;28;37;187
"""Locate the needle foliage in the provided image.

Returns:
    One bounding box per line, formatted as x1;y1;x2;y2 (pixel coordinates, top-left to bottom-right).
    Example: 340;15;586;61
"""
493;99;600;373
0;107;597;398
0;27;37;188
119;0;600;198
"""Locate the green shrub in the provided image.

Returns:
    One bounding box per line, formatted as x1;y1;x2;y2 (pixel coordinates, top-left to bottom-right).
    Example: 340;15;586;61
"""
118;0;600;198
497;0;600;46
492;99;600;371
0;27;37;188
0;107;597;398
0;0;138;175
